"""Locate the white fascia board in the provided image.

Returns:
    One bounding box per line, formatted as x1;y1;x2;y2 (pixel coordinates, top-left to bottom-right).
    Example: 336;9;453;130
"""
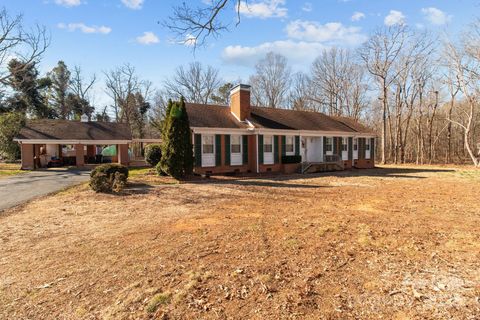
255;128;376;138
14;139;132;145
190;127;376;138
191;127;253;134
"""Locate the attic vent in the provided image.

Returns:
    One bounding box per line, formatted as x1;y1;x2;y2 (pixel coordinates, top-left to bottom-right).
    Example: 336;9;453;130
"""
80;114;89;122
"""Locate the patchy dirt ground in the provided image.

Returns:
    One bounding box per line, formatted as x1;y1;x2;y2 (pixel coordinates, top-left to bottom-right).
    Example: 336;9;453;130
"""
0;165;479;320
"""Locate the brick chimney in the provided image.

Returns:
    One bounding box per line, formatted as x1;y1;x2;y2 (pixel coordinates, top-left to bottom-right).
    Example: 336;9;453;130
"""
230;84;251;121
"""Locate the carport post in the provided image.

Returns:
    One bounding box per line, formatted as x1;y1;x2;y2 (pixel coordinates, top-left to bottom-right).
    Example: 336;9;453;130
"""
20;143;35;170
75;144;85;167
118;144;129;166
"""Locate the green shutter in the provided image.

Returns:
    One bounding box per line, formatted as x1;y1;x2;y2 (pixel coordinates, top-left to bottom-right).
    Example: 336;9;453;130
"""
274;135;279;164
224;134;230;166
348;137;353;161
359;138;365;160
281;136;286;157
258;135;264;165
323;136;327;155
194;134;202;167
295;136;300;156
333;137;338;155
242;135;248;165
370;138;375;161
215;134;221;166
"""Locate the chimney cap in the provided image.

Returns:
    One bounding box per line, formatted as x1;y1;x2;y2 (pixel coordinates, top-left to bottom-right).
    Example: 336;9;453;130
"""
230;83;251;95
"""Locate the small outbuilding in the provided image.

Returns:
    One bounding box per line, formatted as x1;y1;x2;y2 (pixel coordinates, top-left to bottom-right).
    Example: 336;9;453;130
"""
14;118;132;170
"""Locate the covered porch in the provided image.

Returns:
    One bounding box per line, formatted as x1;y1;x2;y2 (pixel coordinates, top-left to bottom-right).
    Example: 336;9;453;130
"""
18;142;130;170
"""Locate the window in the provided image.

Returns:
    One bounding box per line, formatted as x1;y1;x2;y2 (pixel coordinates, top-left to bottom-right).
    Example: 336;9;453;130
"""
264;135;273;153
231;135;241;154
202;135;214;154
365;139;371;151
342;137;348;151
325;137;333;152
353;138;358;151
285;136;294;154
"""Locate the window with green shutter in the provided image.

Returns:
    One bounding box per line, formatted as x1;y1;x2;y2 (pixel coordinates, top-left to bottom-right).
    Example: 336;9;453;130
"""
242;135;248;165
258;135;264;164
215;134;221;166
274;135;279;164
294;136;300;156
224;134;230;166
194;134;202;167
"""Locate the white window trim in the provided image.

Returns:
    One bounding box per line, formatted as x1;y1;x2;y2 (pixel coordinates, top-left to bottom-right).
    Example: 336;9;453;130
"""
325;137;333;156
285;136;295;156
201;134;215;167
341;137;348;160
230;134;243;166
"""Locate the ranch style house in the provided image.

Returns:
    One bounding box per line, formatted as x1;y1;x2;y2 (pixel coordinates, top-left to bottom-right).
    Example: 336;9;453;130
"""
187;84;376;175
14;83;376;174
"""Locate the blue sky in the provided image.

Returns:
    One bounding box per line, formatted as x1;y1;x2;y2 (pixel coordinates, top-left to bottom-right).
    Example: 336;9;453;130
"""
2;0;479;107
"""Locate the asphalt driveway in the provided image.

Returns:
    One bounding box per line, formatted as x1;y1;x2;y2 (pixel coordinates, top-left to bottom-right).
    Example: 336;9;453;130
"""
0;169;90;212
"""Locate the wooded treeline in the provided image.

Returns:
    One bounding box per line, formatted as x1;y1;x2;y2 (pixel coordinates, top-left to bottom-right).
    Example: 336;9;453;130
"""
0;5;479;166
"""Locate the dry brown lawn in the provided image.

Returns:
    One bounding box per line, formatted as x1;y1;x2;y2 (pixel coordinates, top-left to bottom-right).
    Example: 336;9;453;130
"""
0;162;23;179
0;165;479;319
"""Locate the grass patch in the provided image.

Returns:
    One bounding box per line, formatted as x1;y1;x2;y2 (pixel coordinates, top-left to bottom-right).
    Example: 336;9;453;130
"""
0;163;23;178
146;292;171;313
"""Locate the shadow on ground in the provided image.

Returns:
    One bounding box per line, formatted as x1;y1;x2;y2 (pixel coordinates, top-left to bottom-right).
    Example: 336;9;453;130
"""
187;167;456;189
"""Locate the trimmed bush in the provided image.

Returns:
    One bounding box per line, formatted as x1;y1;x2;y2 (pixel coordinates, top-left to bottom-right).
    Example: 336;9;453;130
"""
144;144;162;167
90;163;129;179
89;164;129;193
112;172;127;193
281;155;302;164
89;172;112;193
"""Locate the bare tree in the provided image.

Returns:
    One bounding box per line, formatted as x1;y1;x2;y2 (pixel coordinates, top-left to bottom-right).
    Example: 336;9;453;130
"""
311;47;368;119
104;64;151;126
164;0;243;49
250;52;291;108
69;65;96;104
288;72;319;111
163;62;221;104
443;23;480;166
0;7;49;88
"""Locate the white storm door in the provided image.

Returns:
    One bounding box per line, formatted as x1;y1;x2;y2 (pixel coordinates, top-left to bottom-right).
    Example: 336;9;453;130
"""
201;134;215;167
231;135;242;166
263;135;274;165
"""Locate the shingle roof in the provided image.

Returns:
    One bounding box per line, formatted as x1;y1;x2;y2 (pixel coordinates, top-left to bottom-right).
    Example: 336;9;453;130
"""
250;107;363;133
15;120;132;141
186;102;375;135
186;103;249;129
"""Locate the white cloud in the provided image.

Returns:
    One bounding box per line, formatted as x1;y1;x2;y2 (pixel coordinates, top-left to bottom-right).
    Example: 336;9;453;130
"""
57;23;112;34
239;0;287;19
384;10;405;26
54;0;82;7
183;34;197;47
222;40;326;67
285;20;366;45
121;0;144;10
136;31;159;45
351;11;365;22
421;7;451;25
302;2;312;12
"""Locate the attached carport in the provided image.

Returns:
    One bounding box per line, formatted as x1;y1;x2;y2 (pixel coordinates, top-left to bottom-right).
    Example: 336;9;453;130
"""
14;119;132;170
